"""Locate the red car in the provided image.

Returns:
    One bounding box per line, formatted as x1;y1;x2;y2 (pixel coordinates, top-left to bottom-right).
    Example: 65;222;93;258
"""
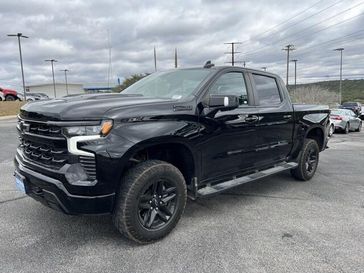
0;87;21;101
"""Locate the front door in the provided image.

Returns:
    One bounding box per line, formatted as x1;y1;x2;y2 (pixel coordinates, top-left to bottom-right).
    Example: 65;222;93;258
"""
197;71;261;183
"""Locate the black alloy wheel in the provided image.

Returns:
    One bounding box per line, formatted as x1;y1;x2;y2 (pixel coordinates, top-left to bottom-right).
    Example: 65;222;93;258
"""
304;146;318;176
138;179;177;230
291;139;320;181
113;160;187;243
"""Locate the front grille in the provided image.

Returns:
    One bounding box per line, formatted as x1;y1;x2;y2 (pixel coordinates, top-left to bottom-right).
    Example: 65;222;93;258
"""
18;118;69;169
79;156;97;180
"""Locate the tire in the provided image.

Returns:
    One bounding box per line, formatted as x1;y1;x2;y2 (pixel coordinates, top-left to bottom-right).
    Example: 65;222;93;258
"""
328;124;334;137
5;95;16;101
355;122;362;132
343;123;349;134
291;139;320;181
113;160;187;244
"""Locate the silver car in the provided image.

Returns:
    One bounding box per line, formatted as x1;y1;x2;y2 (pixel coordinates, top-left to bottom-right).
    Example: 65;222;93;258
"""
330;109;362;134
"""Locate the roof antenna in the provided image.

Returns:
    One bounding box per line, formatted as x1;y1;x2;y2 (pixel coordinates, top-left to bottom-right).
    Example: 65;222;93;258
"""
203;60;214;68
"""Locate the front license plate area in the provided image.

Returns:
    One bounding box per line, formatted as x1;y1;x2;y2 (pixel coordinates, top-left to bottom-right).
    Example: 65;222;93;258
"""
15;174;26;194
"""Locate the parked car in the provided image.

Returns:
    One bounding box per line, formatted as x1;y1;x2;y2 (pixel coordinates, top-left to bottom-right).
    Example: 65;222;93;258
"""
24;93;49;101
0;87;22;101
340;102;362;116
330;108;362;133
0;90;5;101
14;65;330;243
360;106;364;120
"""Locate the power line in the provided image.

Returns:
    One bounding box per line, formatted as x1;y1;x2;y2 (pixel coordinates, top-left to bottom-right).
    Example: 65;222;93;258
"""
243;1;363;57
240;0;326;45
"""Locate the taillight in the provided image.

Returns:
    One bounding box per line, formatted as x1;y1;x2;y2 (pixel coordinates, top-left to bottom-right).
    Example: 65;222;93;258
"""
331;115;343;120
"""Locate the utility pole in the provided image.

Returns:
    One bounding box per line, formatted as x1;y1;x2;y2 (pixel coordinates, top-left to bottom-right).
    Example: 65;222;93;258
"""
174;48;178;68
153;46;157;72
224;42;242;66
45;59;58;98
334;48;344;104
282;44;295;87
290;59;298;93
261;67;267;71
7;33;29;101
60;69;69;96
242;61;246;67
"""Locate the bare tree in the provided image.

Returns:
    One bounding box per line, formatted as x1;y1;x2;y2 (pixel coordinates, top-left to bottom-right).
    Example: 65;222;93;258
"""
289;85;339;107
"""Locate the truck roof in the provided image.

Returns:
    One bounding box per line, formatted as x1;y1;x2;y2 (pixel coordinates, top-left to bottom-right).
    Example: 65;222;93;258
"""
176;65;278;78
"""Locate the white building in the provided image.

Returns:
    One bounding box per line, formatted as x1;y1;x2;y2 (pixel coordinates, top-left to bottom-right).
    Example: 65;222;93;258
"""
25;83;84;99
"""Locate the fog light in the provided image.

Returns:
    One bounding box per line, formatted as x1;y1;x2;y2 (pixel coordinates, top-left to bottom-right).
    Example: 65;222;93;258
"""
65;163;96;186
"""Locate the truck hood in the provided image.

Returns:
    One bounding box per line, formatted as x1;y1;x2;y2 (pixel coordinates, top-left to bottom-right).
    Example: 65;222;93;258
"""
20;93;175;121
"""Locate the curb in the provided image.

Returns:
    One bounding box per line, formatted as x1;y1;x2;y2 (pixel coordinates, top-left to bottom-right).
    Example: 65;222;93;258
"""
0;115;17;120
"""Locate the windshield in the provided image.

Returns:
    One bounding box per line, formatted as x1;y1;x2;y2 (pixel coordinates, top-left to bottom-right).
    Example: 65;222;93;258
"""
122;69;212;99
332;109;352;116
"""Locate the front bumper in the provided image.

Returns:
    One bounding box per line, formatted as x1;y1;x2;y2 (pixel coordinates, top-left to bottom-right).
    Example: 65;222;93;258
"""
14;154;115;215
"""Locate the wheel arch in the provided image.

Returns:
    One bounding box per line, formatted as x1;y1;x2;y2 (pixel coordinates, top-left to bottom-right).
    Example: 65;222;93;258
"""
305;126;325;151
119;137;198;186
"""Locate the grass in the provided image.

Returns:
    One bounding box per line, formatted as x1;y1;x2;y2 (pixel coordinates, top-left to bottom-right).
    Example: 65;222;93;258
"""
0;101;25;117
290;79;364;103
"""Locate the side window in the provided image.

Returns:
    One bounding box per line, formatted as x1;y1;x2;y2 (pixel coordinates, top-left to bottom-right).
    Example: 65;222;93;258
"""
252;74;282;106
209;72;248;105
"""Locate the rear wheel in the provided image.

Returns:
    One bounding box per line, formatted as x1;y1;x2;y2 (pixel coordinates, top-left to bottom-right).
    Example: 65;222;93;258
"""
113;160;187;244
291;139;320;181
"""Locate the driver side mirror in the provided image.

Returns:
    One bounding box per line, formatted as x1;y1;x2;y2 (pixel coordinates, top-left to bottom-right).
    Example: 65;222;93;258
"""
202;94;239;110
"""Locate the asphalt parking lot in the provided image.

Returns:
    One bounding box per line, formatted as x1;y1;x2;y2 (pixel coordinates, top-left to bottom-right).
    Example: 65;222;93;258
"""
0;117;363;273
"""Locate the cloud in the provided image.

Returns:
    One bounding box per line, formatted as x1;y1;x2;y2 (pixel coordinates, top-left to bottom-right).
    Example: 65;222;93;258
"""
0;0;363;90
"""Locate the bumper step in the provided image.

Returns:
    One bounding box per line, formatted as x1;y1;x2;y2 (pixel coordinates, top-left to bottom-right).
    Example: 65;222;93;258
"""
197;162;298;197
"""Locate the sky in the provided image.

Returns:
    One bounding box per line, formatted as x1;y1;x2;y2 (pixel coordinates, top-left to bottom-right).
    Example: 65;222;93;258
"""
0;0;363;90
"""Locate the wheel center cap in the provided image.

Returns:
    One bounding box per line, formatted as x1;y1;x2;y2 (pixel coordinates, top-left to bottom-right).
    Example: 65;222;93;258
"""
152;198;159;207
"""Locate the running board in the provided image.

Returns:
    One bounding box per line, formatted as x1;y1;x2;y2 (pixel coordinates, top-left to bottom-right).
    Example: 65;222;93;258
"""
197;162;298;197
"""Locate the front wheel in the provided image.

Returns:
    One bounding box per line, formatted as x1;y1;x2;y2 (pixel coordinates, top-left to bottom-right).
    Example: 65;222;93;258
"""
328;124;334;137
343;123;349;134
113;160;187;244
355;122;362;132
291;139;320;181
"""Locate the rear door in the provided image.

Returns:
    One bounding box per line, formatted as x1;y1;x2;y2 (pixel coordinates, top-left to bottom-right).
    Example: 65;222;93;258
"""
248;72;295;166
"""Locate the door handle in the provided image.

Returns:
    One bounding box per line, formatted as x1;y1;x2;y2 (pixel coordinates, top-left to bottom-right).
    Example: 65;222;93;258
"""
245;115;259;123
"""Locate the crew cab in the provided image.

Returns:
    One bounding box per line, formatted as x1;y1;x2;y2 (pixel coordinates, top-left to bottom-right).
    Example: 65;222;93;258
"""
14;65;330;243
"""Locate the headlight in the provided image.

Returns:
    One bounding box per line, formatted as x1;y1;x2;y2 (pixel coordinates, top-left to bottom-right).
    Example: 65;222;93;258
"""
63;120;113;137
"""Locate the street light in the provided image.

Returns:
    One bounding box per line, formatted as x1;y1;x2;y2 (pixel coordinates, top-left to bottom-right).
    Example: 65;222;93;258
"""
334;48;344;105
7;33;29;101
60;69;69;96
45;59;58;98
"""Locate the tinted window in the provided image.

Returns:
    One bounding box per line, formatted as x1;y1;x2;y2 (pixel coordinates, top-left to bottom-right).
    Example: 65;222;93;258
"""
252;74;281;106
209;72;248;105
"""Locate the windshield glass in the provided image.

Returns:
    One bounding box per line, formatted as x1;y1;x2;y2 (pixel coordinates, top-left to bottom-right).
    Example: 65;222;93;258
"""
122;69;212;99
332;109;351;116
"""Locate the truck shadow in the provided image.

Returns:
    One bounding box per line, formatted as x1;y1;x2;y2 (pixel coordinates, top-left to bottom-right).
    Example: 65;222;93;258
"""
27;170;301;247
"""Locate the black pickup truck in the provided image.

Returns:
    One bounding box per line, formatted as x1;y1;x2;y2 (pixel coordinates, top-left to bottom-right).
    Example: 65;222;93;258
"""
14;65;330;243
